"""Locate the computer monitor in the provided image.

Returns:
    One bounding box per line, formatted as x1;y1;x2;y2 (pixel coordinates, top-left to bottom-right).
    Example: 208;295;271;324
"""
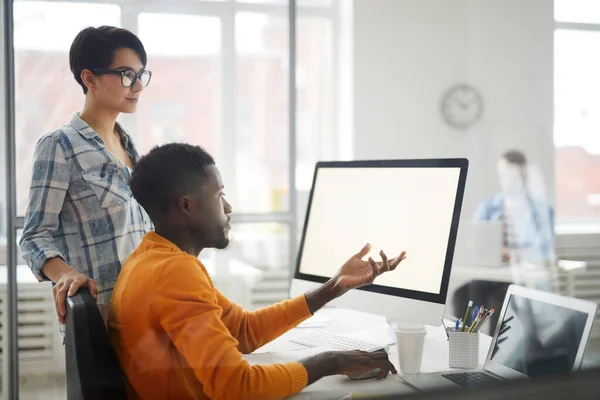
290;159;469;326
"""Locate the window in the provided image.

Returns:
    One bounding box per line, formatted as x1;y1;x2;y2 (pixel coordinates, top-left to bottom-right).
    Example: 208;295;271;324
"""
235;12;290;213
14;1;121;216
14;1;344;218
7;0;345;396
296;16;334;188
555;0;600;25
136;13;221;154
554;3;600;230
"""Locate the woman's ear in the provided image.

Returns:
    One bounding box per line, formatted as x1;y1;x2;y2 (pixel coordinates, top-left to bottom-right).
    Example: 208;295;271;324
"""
81;69;96;92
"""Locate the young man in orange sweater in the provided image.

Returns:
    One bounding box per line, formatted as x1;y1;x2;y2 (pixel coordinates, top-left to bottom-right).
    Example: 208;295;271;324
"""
108;143;407;400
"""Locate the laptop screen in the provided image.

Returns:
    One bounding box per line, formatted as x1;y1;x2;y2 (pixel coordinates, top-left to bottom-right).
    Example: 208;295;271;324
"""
488;293;589;377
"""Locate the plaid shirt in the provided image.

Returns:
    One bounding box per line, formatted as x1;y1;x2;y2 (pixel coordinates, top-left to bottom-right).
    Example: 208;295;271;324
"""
20;113;153;304
473;194;554;262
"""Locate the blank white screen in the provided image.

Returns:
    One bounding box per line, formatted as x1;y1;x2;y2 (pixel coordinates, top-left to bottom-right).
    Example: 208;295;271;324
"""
299;167;461;294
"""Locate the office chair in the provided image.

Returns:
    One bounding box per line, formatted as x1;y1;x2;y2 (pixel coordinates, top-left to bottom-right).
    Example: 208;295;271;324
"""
65;287;127;400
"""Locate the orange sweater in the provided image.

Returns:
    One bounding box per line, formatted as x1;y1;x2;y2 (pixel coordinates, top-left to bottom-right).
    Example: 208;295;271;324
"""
108;232;312;400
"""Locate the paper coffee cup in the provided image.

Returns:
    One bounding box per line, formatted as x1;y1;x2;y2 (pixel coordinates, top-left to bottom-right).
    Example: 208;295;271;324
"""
395;323;427;375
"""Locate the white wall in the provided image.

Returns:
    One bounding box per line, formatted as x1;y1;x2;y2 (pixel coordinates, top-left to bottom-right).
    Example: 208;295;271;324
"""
352;0;554;218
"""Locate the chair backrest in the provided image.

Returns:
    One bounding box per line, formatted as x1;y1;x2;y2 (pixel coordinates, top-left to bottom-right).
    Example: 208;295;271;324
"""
65;287;127;400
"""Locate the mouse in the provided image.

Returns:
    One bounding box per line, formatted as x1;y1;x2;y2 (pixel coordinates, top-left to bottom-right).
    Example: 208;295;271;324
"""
347;368;381;380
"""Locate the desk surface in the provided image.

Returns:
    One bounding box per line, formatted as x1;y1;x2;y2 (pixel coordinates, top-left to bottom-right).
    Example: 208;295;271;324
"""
255;308;492;400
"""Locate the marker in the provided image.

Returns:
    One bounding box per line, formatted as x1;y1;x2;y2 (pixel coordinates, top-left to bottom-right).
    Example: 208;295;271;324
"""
461;301;473;332
455;318;461;332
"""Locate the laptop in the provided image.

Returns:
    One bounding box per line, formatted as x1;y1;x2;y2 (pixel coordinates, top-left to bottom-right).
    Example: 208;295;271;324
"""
400;284;598;391
453;222;504;267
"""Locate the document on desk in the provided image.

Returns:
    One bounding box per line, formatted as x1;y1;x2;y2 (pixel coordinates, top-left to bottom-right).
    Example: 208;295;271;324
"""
243;346;334;365
296;314;333;328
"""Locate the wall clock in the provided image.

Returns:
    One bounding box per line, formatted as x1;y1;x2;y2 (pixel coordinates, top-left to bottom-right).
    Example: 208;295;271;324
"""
440;83;484;129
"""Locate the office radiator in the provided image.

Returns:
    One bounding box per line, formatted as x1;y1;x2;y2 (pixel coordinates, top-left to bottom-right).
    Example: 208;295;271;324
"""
0;282;65;380
555;233;600;339
251;268;290;310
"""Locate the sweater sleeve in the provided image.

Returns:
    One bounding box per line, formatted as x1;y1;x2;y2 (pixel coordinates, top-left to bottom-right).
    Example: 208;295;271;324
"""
217;290;312;354
152;255;308;400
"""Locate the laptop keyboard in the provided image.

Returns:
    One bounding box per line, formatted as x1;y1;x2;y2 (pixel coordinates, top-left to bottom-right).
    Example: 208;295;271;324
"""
441;372;499;388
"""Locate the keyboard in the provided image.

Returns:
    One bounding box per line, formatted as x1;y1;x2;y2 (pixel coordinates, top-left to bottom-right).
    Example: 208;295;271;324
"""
290;331;382;352
441;372;499;388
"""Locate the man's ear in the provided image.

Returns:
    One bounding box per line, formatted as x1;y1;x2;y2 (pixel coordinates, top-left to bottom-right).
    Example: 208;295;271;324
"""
81;69;97;92
177;195;195;217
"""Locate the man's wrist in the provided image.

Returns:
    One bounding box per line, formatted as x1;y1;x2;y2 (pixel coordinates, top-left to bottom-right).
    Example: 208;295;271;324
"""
300;351;339;385
304;279;343;315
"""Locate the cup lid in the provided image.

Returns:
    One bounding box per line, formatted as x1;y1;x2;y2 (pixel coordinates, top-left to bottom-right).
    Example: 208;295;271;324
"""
394;322;426;335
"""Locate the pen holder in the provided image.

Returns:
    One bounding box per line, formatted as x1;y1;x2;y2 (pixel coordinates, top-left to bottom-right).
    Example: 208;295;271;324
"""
447;329;479;369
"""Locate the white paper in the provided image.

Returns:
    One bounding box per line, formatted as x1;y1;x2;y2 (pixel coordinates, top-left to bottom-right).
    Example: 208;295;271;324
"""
297;314;333;328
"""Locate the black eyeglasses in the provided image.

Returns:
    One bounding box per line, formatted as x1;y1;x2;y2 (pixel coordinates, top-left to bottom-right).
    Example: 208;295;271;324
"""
90;68;152;88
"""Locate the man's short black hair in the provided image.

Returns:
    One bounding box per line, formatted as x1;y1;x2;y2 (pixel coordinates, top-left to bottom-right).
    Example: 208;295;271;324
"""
69;26;147;94
502;150;527;167
130;143;216;219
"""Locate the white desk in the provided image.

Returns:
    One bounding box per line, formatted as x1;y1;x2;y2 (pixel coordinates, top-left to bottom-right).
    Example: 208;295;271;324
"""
253;308;491;400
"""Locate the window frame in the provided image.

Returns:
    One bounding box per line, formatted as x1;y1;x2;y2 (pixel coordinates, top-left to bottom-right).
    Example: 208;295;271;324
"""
554;18;600;232
9;0;343;238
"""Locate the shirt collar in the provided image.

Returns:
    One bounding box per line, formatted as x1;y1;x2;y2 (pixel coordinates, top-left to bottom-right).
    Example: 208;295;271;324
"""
68;112;97;140
68;112;130;148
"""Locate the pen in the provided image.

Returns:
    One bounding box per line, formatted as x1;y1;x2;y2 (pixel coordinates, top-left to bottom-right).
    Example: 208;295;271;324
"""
455;318;460;332
461;301;473;332
469;306;487;332
467;316;479;333
472;306;479;326
472;309;488;332
474;308;495;332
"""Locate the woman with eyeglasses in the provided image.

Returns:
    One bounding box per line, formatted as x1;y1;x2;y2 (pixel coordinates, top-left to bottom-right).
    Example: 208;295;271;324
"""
20;26;153;328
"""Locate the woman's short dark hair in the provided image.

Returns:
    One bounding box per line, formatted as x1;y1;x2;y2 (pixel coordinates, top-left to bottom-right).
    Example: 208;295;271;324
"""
502;150;527;167
69;26;147;94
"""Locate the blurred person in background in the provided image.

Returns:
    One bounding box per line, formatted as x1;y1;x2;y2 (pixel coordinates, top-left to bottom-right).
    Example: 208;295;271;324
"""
454;150;555;333
474;149;554;266
20;26;154;331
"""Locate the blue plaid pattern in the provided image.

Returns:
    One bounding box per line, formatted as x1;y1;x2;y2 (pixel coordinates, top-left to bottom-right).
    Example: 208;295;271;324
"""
473;194;554;262
20;113;153;304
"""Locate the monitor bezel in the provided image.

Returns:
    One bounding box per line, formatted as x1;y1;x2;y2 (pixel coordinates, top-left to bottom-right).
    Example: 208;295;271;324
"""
294;158;469;305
